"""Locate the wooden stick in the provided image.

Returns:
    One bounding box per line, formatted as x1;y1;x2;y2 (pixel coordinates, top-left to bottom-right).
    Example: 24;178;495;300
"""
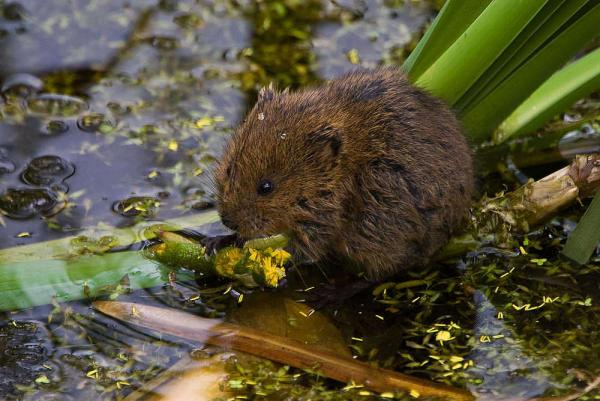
93;301;474;401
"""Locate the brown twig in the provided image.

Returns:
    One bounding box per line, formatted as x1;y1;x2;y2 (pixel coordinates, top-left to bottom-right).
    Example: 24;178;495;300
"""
93;301;475;401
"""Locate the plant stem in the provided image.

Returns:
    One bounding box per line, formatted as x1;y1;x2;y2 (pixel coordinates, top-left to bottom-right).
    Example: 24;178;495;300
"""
94;301;475;401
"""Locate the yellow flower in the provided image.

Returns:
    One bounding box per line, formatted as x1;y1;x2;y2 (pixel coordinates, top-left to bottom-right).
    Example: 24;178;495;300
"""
214;247;245;277
270;248;292;265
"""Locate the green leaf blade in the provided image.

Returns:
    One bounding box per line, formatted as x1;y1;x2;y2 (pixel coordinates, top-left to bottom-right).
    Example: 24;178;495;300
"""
454;0;587;113
460;3;600;141
562;190;600;265
415;0;550;105
403;0;493;80
495;47;600;142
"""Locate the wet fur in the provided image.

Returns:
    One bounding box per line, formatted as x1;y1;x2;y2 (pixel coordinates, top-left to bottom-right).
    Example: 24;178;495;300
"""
215;67;474;279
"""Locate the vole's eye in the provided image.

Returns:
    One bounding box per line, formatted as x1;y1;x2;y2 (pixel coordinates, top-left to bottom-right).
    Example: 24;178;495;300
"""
257;179;274;196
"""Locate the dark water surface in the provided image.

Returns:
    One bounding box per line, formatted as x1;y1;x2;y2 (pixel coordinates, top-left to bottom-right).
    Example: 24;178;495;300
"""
1;1;599;401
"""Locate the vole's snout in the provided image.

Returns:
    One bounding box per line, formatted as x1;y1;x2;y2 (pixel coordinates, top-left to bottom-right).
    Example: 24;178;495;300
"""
220;212;239;231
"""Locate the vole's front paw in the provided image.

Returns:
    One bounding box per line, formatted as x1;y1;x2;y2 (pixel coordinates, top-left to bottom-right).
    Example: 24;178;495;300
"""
200;233;243;255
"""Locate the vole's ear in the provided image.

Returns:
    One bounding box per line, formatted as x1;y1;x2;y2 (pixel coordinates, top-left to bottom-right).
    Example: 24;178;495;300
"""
307;124;342;165
258;82;276;103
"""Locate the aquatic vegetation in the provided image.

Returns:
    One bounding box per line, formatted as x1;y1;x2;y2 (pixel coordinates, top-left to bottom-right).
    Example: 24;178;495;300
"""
144;231;290;288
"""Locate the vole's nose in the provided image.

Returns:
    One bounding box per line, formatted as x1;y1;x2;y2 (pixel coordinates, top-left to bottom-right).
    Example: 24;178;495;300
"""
220;213;239;231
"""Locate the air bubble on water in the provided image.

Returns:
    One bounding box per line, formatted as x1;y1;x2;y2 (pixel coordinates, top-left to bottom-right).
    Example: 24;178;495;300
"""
26;93;88;117
77;112;115;133
40;120;69;136
0;187;62;219
112;196;161;218
1;73;43;97
20;155;75;189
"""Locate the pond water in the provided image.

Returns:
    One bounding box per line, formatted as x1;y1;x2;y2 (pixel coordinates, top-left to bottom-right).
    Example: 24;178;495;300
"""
0;1;598;400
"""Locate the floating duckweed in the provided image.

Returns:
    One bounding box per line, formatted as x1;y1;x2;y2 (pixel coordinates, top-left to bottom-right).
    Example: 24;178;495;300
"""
26;93;88;116
167;140;178;151
435;330;453;343
347;48;361;64
194;115;225;129
34;375;50;384
173;13;204;29
146;170;163;183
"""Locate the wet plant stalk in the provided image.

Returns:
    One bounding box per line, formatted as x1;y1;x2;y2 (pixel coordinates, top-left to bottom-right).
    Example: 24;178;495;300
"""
479;153;600;233
93;301;475;401
437;153;600;259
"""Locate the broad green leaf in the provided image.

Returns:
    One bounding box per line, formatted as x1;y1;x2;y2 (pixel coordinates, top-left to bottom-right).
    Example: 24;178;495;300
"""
455;0;587;113
403;0;493;81
495;47;600;142
461;3;600;141
0;251;167;311
415;0;549;105
562;190;600;264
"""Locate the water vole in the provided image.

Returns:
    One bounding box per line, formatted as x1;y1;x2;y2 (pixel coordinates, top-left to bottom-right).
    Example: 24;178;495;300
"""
215;67;473;279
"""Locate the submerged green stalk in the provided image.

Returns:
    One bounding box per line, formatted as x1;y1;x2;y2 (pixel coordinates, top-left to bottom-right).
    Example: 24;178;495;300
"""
0;251;167;311
0;210;219;264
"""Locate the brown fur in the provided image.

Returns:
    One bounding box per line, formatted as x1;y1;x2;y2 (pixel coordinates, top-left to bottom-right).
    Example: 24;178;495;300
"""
214;67;474;279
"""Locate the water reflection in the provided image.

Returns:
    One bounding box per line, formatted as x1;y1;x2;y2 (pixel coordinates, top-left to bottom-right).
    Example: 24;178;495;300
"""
467;291;553;400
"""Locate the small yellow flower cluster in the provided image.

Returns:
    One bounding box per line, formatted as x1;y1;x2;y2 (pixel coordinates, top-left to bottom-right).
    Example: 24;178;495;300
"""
143;228;291;288
213;246;290;287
